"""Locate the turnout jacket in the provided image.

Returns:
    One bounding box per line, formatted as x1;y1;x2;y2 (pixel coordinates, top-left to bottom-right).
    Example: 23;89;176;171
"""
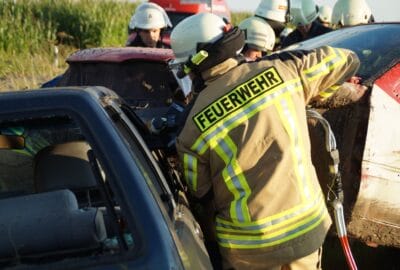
176;46;360;264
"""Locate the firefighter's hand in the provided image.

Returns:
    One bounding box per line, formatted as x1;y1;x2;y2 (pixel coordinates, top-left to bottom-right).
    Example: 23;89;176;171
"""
148;117;168;134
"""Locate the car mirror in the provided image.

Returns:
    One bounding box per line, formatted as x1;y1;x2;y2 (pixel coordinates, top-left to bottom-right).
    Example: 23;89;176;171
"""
0;134;25;149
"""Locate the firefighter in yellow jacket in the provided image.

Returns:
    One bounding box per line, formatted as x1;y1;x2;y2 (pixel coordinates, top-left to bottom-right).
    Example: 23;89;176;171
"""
170;13;360;270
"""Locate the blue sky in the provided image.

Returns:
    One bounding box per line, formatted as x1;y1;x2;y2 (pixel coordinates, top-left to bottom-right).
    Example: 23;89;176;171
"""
225;0;400;22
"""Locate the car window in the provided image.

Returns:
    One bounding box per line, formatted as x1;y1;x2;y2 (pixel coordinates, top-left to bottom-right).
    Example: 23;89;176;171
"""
0;115;137;269
114;105;178;212
284;24;400;84
0;119;83;196
58;60;179;109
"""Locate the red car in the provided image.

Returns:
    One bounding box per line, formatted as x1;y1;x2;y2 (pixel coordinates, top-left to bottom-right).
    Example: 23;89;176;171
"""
57;46;178;109
150;0;231;27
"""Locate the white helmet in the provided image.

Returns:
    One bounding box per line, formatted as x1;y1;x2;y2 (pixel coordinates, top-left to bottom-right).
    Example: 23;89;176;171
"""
290;0;319;26
318;5;332;24
254;0;289;23
170;13;226;65
239;16;276;52
128;2;172;31
332;0;373;27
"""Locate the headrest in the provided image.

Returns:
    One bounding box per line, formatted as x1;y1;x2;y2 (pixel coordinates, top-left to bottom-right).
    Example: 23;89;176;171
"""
34;141;97;192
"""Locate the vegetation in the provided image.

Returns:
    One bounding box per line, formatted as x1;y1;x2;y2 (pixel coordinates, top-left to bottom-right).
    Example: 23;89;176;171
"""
0;0;251;91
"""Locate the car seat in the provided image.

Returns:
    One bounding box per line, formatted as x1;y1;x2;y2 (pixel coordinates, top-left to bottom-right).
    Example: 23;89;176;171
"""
0;189;106;259
33;141;101;207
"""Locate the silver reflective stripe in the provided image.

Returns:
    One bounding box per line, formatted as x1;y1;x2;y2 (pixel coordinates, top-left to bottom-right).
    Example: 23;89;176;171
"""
192;80;302;155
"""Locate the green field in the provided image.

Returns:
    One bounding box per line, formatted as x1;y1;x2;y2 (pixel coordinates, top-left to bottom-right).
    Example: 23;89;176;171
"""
0;0;250;91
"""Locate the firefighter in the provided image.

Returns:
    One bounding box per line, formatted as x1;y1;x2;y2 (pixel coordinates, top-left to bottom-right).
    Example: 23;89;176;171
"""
318;4;333;28
170;13;360;270
238;16;276;61
331;0;375;28
254;0;290;48
281;0;332;48
126;2;172;48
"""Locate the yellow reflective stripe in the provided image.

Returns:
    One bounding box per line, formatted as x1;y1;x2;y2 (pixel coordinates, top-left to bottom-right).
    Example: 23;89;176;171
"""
191;79;302;155
215;136;252;223
319;84;340;99
217;199;327;249
13;149;33;156
216;192;324;233
303;47;347;81
275;95;312;201
193;67;284;132
183;153;198;192
214;93;327;249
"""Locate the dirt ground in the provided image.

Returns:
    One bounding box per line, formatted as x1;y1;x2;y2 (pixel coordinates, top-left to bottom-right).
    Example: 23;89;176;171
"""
322;235;400;270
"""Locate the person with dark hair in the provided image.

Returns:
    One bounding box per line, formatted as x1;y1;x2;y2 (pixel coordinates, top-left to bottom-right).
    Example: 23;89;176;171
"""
254;0;290;49
281;0;332;48
238;16;276;61
126;2;172;48
331;0;375;28
318;4;333;28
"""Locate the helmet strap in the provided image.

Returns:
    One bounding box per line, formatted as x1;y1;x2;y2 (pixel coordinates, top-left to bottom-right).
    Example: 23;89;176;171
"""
192;27;245;74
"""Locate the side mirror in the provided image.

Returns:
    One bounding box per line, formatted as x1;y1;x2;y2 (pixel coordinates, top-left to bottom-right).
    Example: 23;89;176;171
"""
0;135;25;150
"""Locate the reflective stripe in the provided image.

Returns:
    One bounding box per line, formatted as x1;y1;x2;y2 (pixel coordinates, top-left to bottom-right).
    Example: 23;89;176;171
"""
303;48;346;81
216;192;324;233
214;93;326;248
217;196;327;249
319;84;340;99
277;96;311;200
191;79;302;155
189;71;328;249
215;136;252;223
183;153;198;192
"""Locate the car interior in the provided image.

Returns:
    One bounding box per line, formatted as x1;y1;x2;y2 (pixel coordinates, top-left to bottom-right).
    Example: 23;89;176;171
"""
0;116;133;268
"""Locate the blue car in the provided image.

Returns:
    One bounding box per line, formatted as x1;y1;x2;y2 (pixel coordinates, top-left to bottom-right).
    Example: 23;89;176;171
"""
0;86;213;269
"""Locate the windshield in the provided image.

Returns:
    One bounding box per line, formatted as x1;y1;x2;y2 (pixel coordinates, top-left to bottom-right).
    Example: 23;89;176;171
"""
283;24;400;84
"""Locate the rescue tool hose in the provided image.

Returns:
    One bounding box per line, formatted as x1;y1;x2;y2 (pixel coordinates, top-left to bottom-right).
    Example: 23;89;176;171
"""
306;109;358;270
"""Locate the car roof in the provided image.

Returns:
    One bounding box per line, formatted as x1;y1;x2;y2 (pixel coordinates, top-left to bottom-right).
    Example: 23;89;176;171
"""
67;47;175;63
282;23;400;85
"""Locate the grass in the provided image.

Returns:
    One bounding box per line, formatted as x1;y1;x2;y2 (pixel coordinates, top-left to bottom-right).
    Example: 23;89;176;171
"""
0;0;136;91
0;0;251;91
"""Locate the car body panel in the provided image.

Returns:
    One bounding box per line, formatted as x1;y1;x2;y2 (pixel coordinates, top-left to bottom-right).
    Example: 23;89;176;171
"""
285;23;400;247
0;87;212;269
347;63;400;247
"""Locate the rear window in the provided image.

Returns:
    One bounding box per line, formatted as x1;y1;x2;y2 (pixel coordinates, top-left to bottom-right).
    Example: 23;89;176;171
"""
58;60;178;109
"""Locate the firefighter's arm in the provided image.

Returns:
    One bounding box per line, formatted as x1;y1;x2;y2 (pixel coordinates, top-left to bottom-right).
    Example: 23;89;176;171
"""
176;138;217;244
298;46;361;104
175;137;212;199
